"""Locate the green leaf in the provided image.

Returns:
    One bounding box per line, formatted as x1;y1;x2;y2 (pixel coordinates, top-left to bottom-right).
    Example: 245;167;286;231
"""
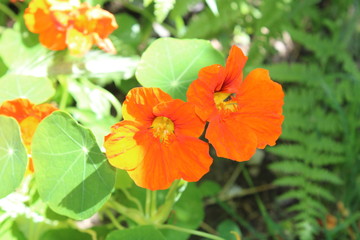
0;74;55;105
31;111;116;220
0;29;55;77
0;116;27;199
106;225;166;240
113;14;141;48
198;180;221;197
40;228;92;240
161;183;204;240
115;169;134;189
136;38;224;100
0;218;26;240
217;220;242;240
144;0;153;7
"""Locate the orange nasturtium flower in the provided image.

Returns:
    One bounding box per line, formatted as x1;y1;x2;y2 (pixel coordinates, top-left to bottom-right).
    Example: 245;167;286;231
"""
24;0;118;56
104;87;213;190
0;98;58;173
187;45;284;162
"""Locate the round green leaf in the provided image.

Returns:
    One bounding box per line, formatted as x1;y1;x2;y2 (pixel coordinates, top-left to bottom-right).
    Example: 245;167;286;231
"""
0;74;55;105
217;220;242;240
106;226;166;240
136;38;224;100
31;111;116;220
40;228;92;240
0;116;27;199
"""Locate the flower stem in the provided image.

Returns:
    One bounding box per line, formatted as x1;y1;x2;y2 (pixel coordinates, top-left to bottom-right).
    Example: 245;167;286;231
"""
104;209;124;230
151;180;181;224
157;224;225;240
121;188;144;214
107;199;148;225
58;76;69;110
0;3;18;22
150;190;157;217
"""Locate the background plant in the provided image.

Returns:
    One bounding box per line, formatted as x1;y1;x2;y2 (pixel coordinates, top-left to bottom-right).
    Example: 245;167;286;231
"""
0;0;359;239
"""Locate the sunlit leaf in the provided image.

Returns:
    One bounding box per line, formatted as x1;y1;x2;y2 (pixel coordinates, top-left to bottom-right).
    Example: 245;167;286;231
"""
136;38;224;100
32;111;116;220
106;225;166;240
0;74;55;105
0;29;55;77
0;116;27;199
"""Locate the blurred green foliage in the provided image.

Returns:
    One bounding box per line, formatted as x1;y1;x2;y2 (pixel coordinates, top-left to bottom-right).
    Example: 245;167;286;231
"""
0;0;359;239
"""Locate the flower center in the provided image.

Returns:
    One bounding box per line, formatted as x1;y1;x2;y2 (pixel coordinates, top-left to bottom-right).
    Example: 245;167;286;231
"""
151;116;175;143
213;92;238;112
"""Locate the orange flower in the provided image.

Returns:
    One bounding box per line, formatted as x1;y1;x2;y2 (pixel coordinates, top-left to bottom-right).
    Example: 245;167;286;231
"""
187;46;284;162
0;98;58;173
104;88;213;190
24;0;118;56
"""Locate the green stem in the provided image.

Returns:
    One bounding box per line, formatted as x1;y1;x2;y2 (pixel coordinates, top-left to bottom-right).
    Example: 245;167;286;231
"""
58;76;69;110
107;199;148;225
150;190;157;217
145;189;151;218
0;3;18;21
104;209;124;230
158;224;225;240
151;180;180;224
121;188;144;214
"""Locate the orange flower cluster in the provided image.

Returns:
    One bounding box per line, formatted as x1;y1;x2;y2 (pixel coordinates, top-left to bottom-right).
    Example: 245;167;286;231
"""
104;88;213;190
187;46;284;162
105;46;284;190
0;98;57;173
24;0;118;56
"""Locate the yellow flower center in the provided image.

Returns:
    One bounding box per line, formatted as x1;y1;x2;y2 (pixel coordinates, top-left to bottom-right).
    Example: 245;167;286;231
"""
213;92;238;112
151;116;175;143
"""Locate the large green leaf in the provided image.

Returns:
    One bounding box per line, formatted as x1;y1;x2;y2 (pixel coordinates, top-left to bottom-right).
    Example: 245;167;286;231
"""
39;229;92;240
0;74;55;105
31;111;116;220
0;29;54;77
106;226;166;240
136;38;224;100
0;116;27;199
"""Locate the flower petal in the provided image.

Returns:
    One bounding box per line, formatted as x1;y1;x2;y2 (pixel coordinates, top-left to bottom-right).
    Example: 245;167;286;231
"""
24;0;52;33
39;25;67;50
122;87;173;125
128;135;212;190
66;28;93;56
236;68;284;148
0;98;34;122
187;64;223;121
153;99;205;138
222;45;247;93
104;121;145;171
206;116;258;162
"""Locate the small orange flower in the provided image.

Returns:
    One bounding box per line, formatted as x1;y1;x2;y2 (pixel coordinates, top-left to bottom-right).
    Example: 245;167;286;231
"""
187;46;284;162
104;87;213;190
24;0;118;56
0;98;58;173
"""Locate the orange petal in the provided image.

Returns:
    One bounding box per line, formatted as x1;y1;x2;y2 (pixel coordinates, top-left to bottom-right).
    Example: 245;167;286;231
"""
222;45;247;93
104;121;145;171
128;134;212;190
236;68;284;148
186;64;223;121
24;0;53;33
0;98;34;122
206;116;258;162
66;28;93;56
153;99;205;138
86;6;118;38
122;87;173;125
94;36;116;54
39;25;67;50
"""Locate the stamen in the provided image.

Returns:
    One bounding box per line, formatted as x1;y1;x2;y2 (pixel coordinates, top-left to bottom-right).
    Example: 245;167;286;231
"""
150;116;175;144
